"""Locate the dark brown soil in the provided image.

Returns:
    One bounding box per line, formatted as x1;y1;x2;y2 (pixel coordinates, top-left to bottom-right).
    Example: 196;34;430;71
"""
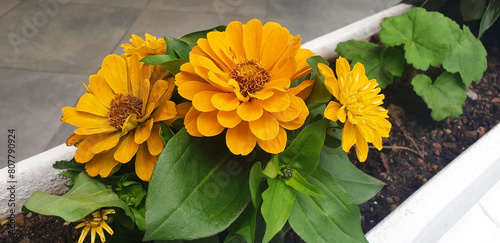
2;36;500;243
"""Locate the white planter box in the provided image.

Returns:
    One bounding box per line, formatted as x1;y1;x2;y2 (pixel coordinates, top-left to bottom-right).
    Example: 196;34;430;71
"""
9;5;499;243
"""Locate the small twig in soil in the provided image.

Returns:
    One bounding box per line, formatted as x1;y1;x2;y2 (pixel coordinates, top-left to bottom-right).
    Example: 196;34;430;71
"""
370;145;423;158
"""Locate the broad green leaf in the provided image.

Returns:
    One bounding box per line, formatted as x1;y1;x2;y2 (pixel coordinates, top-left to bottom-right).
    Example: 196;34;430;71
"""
319;146;384;205
280;119;328;178
140;54;188;75
479;0;500;37
180;25;227;47
460;0;486;21
443;26;487;86
24;173;133;223
164;36;191;59
144;129;251;241
412;73;466;121
305;56;332;107
262;155;279;178
261;178;297;243
379;7;450;70
52;158;85;172
249;162;264;208
288;167;367;243
226;204;257;243
284;169;325;198
336;40;405;88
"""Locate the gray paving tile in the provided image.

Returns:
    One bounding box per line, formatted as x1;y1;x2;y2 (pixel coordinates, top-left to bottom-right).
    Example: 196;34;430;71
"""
0;0;20;17
267;0;400;42
148;0;267;20
113;9;255;54
0;68;87;168
0;1;140;74
71;0;150;9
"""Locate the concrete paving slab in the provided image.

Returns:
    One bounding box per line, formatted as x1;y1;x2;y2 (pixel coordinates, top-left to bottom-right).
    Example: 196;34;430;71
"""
0;68;87;168
71;0;150;9
0;1;139;74
0;0;20;18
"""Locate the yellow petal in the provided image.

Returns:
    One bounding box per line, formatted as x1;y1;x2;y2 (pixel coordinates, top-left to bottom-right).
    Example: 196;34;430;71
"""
74;137;97;163
257;127;286;154
255;91;290;113
337;106;347;123
75;93;109;117
66;133;86;146
243;19;263;60
192;91;217;112
372;131;383;150
324;101;341;121
197;110;225;136
191;54;224;79
74;126;117;136
237;100;263;121
145;80;169;113
140;78;150;115
184;108;203;137
270;95;302;122
151;101;177;121
78;226;90;243
278;100;309;130
115;133;140;163
88;74;114;108
85;158;102;177
101;54;128;94
249;90;274;100
62;107;110;129
177;81;219;101
271;57;297;80
289;79;314;100
356;123;375;143
249;111;279;140
342;121;356;153
317;63;334;81
225;20;245;60
290;48;314;81
128;54;144;98
261;27;289;70
355;128;369;162
205;31;234;70
135;118;154;144
211;92;240;111
226;122;257;155
324;76;340;99
135;144;158;181
217;110;242;128
91;132;121;154
264;78;290;90
147;124;163;156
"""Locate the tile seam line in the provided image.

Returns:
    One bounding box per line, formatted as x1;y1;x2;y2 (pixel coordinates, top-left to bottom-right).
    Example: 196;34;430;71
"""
0;66;96;76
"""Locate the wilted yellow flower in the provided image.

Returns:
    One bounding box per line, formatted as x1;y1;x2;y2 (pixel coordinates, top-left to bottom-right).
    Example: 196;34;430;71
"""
75;209;115;243
122;33;166;58
175;19;315;155
320;57;391;162
62;53;185;181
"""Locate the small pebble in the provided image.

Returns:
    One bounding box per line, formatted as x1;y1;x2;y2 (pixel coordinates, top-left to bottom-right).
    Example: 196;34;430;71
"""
386;197;394;204
390;204;398;211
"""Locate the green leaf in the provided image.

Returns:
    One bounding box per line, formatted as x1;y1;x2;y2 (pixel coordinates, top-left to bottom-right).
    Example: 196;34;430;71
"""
262;155;279;179
249;162;264;208
280;119;328;178
305;56;332;107
226;204;257;243
288;167;367;243
144;129;251;241
412;73;466;121
164;36;191;59
443;26;487;86
140;55;188;75
261;178;297;243
479;0;500;37
460;0;487;21
319;146;384;205
52;158;85;172
24;173;133;223
179;25;227;47
160;122;175;146
284;169;325;198
336;40;405;88
379;7;450;70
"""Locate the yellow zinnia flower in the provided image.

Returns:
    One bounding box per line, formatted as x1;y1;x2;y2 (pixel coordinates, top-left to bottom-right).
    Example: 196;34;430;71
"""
75;209;115;243
320;57;391;162
62;53;180;181
122;33;166;58
175;19;315;155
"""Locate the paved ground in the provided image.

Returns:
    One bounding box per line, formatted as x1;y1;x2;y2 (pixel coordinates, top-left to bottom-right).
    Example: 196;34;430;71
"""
0;0;399;168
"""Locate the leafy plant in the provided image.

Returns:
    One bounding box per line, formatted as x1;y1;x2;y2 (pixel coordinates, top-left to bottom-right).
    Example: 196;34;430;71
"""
337;7;487;121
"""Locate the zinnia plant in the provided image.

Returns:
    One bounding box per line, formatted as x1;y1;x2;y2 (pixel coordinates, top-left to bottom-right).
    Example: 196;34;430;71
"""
24;20;391;243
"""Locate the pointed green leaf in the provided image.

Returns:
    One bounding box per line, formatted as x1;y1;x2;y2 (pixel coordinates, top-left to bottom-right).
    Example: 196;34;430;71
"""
443;26;487;87
261;178;297;243
226;204;257;243
164;36;191;59
262;155;279;179
160;122;175;145
140;54;188;75
412;73;466;121
281;119;328;178
24;173;133;223
288;167;367;243
479;0;500;37
336;40;405;88
305;56;332;107
460;0;486;21
144;129;251;241
379;7;450;70
249;162;264;208
284;169;325;198
319;146;384;204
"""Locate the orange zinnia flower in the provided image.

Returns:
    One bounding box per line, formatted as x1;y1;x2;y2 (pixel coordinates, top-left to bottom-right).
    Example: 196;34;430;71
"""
320;57;391;162
122;33;166;58
175;19;314;155
62;53;179;181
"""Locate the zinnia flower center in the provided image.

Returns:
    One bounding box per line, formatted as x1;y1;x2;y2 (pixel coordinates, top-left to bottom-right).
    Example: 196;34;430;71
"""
231;60;270;97
108;93;143;128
